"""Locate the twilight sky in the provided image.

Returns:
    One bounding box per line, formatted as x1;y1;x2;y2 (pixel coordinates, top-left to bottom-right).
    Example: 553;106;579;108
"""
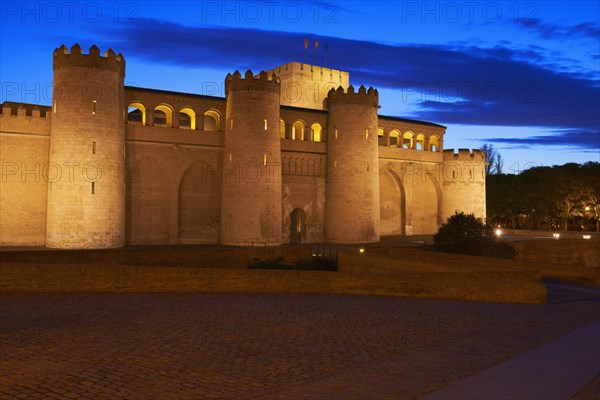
1;1;598;171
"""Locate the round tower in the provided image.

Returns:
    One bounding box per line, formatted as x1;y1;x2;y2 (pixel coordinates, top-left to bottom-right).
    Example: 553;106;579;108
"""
46;44;126;249
325;85;380;243
220;70;282;245
441;149;487;222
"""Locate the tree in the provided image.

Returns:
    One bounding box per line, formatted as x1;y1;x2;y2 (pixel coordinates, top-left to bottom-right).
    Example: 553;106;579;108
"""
581;162;600;231
494;152;503;174
480;144;503;175
486;174;523;228
488;162;600;231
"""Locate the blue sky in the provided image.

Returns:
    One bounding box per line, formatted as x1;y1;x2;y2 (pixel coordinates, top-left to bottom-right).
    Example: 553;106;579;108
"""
1;1;599;172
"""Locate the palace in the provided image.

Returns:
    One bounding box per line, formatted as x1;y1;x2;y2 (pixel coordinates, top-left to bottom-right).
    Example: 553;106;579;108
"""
0;44;486;248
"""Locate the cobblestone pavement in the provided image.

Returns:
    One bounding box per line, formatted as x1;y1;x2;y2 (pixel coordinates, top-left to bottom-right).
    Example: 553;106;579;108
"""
1;294;598;399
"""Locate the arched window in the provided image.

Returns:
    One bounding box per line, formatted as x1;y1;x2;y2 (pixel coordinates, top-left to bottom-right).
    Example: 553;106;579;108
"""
311;123;322;142
127;102;146;125
203;109;221;131
179;107;196;130
154;104;173;127
279;119;286;139
429;135;440;152
389;130;400;146
377;128;385;146
402;131;414;149
292;120;305;140
416;134;425;150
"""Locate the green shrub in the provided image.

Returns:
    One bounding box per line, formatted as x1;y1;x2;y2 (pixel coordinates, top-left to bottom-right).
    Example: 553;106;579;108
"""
434;212;516;259
248;256;337;271
248;256;285;269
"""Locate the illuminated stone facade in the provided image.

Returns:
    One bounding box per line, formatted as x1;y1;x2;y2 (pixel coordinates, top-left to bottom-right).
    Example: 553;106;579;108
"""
0;45;486;248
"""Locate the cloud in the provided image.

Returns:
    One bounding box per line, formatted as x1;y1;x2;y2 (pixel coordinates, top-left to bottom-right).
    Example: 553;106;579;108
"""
60;18;599;150
513;18;600;40
480;129;600;150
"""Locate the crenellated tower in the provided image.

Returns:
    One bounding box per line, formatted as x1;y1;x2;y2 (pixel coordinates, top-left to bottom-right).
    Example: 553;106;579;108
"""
325;85;380;243
220;70;282;245
46;44;126;248
441;149;487;222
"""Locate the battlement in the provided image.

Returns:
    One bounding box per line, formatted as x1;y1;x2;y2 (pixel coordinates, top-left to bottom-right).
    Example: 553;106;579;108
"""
1;102;50;118
269;62;349;85
443;148;486;162
224;70;280;94
53;44;125;75
326;85;378;108
0;102;51;135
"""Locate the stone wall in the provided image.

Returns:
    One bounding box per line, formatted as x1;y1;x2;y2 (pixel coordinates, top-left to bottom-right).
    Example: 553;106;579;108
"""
125;137;222;245
0;46;486;247
442;149;486;221
0;105;50;245
513;239;600;268
1;98;484;246
342;246;600;284
379;160;443;236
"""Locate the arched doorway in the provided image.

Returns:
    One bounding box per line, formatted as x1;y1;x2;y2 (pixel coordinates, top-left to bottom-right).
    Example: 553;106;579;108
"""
290;208;307;243
380;169;406;235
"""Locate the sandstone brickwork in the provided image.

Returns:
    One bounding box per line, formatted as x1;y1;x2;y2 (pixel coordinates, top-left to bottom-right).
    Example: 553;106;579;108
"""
325;86;380;243
0;46;486;248
46;45;126;249
221;71;282;245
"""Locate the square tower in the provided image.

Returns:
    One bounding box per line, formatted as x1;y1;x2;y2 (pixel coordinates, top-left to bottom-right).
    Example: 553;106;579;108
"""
267;62;349;110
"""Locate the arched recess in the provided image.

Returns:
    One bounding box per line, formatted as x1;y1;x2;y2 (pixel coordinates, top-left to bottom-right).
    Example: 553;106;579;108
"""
179;107;196;130
389;130;400;147
292;120;306;140
154;104;173;127
411;172;442;234
126;155;170;244
203;109;221;131
280;119;286;138
379;169;406;235
416;134;425;150
377;128;385;146
290;208;307;243
429;135;440;152
403;131;414;149
127;102;146;125
178;160;221;243
311;123;322;142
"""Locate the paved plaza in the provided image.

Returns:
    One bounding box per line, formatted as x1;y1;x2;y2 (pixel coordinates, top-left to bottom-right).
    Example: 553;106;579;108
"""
1;293;598;399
